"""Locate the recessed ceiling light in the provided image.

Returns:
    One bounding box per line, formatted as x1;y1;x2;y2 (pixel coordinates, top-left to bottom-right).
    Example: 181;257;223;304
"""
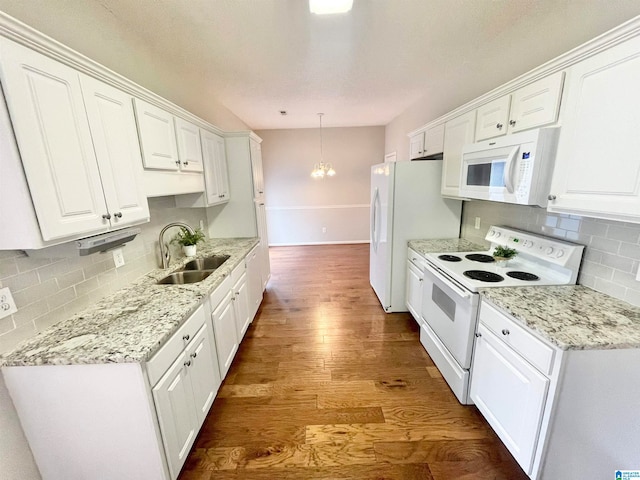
309;0;353;15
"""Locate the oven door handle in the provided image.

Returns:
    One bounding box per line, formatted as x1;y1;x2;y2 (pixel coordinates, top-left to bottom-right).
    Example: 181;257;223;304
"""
424;263;471;299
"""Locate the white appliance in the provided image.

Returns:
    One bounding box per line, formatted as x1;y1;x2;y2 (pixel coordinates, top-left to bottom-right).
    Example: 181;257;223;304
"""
370;161;461;312
460;128;559;207
420;226;583;404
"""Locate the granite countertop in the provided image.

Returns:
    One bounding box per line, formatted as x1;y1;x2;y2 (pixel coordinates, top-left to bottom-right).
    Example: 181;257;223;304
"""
1;237;259;367
408;238;486;257
480;286;640;350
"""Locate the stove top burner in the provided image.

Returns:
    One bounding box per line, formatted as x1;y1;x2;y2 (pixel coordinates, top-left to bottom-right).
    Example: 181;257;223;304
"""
438;254;462;262
507;271;540;281
465;254;495;263
463;270;504;282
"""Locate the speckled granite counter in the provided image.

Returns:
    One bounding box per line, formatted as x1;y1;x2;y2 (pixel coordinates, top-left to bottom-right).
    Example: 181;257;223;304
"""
480;286;640;350
1;237;259;367
408;238;486;256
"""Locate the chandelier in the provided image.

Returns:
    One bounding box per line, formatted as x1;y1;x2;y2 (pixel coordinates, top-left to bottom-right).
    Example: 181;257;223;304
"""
311;113;336;179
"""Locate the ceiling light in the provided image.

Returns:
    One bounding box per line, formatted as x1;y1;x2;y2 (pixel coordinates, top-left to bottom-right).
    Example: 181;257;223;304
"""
311;113;336;179
309;0;353;15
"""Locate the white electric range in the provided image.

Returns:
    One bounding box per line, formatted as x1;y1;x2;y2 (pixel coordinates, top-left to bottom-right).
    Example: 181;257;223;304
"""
419;226;584;404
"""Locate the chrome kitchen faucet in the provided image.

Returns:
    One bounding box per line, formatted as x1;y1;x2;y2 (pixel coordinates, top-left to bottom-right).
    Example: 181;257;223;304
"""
158;222;195;269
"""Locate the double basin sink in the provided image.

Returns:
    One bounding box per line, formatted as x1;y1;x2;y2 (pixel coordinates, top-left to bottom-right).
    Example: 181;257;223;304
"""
157;255;230;285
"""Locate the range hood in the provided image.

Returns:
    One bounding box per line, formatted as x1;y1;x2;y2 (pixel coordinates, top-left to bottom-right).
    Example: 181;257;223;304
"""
76;227;141;256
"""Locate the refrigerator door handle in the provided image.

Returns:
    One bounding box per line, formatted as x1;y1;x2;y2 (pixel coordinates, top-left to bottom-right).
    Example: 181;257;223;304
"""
371;188;380;252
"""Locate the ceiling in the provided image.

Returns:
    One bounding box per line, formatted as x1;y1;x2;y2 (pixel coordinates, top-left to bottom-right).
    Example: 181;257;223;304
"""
1;0;640;130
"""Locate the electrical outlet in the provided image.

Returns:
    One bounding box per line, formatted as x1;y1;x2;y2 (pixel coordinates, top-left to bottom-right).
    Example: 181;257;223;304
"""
322;227;327;233
113;248;125;268
0;287;17;319
199;220;204;231
475;217;481;230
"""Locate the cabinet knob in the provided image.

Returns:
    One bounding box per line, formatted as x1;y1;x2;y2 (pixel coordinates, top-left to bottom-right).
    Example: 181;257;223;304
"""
509;120;516;126
184;360;192;367
175;160;181;166
190;352;197;359
501;329;510;336
183;334;190;341
419;278;423;282
475;332;482;338
496;123;503;129
102;213;111;220
258;190;264;194
183;161;189;166
113;212;122;218
548;195;557;201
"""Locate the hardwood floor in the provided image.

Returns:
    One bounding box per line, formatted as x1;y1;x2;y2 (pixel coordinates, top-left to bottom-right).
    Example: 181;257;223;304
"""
178;244;527;480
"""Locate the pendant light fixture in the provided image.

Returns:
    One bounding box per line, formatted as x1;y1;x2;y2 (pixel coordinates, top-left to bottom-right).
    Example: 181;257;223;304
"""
311;113;336;179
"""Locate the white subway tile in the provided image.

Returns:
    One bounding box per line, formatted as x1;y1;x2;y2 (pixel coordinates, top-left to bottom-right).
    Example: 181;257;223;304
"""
607;225;640;243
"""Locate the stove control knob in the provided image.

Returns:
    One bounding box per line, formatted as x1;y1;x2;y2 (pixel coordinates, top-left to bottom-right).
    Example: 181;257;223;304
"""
494;231;501;238
555;249;565;258
546;247;554;255
522;240;534;248
488;230;496;237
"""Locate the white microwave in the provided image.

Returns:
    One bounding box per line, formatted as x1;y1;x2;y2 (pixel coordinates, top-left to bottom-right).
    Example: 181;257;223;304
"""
459;127;559;207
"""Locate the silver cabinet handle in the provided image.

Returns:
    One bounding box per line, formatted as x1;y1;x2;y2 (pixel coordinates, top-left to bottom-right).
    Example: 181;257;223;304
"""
419;278;423;282
548;195;557;201
175;160;181;166
183;334;190;341
475;332;482;337
258;190;264;194
496;123;503;129
190;352;197;359
183;161;189;166
102;213;111;220
184;360;191;367
113;212;122;218
502;329;510;336
509;120;516;126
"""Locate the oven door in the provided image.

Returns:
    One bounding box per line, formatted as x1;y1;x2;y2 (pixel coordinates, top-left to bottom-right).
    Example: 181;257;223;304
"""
420;263;479;369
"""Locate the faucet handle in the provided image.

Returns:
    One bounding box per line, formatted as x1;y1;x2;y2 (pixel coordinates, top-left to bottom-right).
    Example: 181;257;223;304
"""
164;242;171;265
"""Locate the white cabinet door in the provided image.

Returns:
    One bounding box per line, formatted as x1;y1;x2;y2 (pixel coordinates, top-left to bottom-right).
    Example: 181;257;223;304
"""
0;38;109;240
255;201;271;289
250;138;264;199
201;130;230;206
133;98;179;171
508;71;564;134
441;111;476;197
475;95;511;141
246;245;263;319
423;124;445;156
548;36;640;223
174;117;203;172
213;134;230;200
186;322;220;425
409;132;425;159
233;272;251;341
470;324;549;474
405;261;423;324
211;290;239;379
80;75;150;228
152;351;199;480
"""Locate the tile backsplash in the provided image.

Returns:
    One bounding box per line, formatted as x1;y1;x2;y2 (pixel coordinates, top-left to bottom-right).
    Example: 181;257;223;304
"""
0;197;207;355
461;200;640;307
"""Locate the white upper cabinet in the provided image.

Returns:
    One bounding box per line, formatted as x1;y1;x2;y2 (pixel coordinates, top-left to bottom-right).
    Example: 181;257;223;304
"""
475;72;564;141
202;129;229;205
441;111;476;197
79;75;150;228
409;124;445;159
0;38;149;243
548;36;640;223
133;98;180;171
250;138;264;199
174;117;204;173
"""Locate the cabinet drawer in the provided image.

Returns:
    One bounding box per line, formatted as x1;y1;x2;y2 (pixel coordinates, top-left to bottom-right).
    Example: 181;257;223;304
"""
479;301;555;375
407;248;428;271
209;274;232;308
231;259;246;285
146;304;207;386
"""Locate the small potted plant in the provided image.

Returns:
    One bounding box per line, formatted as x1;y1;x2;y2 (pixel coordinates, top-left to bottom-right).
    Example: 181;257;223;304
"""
492;245;517;266
172;227;205;257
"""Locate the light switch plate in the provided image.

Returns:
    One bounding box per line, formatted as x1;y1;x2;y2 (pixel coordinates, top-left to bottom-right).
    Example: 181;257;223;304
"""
113;249;125;268
0;287;18;319
475;217;481;230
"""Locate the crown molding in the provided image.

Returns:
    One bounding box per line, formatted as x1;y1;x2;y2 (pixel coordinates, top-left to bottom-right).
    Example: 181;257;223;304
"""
408;15;640;137
0;11;236;137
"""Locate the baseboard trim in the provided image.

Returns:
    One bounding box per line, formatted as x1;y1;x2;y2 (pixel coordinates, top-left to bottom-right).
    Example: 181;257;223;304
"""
269;240;370;247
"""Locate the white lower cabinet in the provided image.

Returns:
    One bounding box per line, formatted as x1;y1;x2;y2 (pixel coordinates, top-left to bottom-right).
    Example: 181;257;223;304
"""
210;275;239;379
246;244;264;320
405;248;425;325
232;262;251;342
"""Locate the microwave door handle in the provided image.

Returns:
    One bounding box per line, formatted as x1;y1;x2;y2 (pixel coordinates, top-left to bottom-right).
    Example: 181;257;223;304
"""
503;145;520;193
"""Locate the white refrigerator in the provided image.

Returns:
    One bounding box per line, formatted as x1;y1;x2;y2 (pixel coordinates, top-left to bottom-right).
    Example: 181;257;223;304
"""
370;160;462;312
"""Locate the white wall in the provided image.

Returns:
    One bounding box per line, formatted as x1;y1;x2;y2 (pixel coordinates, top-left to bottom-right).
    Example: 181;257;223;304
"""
257;126;384;245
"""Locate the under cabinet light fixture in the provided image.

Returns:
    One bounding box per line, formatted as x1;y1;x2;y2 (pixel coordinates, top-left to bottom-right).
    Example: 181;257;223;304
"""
309;0;353;15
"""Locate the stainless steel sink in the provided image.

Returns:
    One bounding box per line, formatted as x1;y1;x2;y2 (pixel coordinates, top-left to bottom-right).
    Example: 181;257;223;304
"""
157;270;213;285
182;255;230;271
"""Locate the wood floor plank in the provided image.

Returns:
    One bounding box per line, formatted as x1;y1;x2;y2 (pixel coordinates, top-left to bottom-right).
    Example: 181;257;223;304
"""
178;245;526;479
